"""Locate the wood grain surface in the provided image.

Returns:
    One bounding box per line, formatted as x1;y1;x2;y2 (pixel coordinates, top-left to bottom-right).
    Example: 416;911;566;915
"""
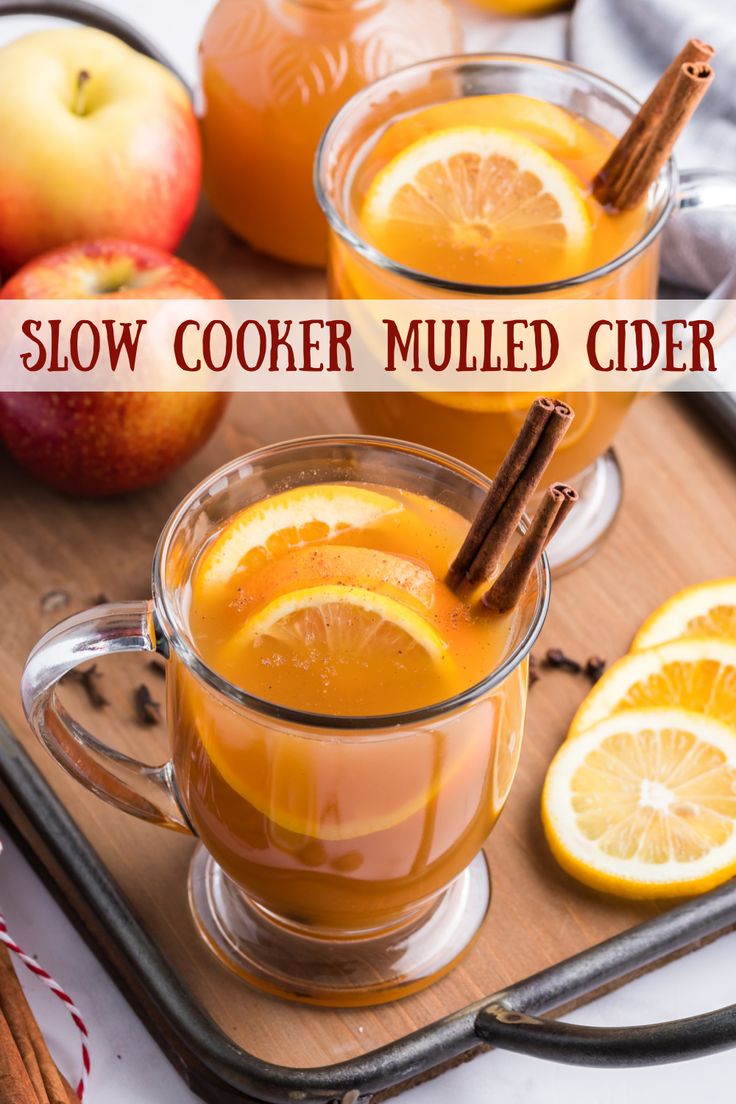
1;207;735;1072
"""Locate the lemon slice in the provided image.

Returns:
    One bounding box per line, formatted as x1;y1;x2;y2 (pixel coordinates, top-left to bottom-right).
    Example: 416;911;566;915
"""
240;543;435;613
361;126;592;284
568;638;736;738
238;583;449;666
197;485;402;592
542;708;736;898
633;579;736;650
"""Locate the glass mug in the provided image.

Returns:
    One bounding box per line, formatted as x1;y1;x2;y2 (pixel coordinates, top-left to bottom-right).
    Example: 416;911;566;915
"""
21;437;548;1006
316;53;736;571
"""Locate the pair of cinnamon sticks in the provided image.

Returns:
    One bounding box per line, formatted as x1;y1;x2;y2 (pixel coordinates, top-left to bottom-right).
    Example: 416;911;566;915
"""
447;397;577;612
0;943;78;1104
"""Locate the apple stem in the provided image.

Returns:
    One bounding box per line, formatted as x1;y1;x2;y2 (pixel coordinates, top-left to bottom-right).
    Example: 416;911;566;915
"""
74;70;91;116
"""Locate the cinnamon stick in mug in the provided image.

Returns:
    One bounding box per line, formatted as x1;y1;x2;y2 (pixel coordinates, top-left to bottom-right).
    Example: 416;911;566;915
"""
482;484;576;613
594;39;715;210
447;397;573;589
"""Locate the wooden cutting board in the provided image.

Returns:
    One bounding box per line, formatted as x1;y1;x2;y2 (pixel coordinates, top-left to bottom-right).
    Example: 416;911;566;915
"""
1;205;735;1077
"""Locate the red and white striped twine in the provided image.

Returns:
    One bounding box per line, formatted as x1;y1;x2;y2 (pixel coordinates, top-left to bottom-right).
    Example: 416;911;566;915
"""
0;908;90;1100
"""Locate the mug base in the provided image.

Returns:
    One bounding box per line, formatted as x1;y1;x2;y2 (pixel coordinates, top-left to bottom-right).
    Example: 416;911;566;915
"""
188;847;491;1007
546;449;623;576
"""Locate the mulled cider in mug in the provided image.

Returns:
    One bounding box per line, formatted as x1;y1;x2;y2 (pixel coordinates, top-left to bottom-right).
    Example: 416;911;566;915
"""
173;475;523;929
22;438;548;1005
317;55;674;568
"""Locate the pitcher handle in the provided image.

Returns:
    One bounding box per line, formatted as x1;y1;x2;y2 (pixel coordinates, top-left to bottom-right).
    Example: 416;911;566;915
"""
20;601;192;833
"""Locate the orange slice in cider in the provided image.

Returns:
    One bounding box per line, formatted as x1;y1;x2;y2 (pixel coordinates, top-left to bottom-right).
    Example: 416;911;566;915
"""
361;125;592;285
196;684;490;843
195;484;404;595
238;543;435;614
238;584;448;663
197;587;465;841
371;94;594;165
197;709;489;843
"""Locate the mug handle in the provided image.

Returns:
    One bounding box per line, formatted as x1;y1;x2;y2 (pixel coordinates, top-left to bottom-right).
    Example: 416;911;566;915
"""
675;167;736;301
20;601;192;833
0;0;189;88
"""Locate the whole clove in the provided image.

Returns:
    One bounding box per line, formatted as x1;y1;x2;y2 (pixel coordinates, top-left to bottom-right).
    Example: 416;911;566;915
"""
135;683;162;726
92;592;110;606
544;648;582;674
61;664;109;709
147;658;167;679
585;655;607;683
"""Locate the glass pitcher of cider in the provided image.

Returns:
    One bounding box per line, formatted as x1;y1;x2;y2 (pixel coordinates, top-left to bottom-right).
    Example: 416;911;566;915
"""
198;0;461;267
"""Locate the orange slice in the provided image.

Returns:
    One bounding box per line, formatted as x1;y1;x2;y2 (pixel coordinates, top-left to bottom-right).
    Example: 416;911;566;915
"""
237;543;435;613
198;587;464;840
632;579;736;650
372;94;591;166
568;638;736;738
361;126;592;284
236;583;449;667
196;703;487;843
195;485;402;594
542;708;736;898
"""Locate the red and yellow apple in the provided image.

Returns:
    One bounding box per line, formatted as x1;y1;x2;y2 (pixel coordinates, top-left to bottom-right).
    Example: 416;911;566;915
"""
0;28;200;275
0;240;228;497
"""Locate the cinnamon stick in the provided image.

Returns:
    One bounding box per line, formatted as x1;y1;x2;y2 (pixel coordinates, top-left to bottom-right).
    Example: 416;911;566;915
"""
447;398;573;589
594;40;715;210
482;484;575;613
612;62;713;210
0;942;69;1104
548;481;579;541
60;1074;80;1104
0;1007;37;1104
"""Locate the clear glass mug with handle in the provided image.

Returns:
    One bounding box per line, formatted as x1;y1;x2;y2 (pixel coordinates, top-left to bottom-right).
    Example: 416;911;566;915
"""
316;52;736;572
21;436;548;1006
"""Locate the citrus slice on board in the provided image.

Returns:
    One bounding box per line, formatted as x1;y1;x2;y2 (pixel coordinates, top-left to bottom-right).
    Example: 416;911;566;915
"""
632;579;736;650
542;708;736;898
361;126;592;284
239;543;435;613
196;485;402;592
236;583;449;666
568;638;736;738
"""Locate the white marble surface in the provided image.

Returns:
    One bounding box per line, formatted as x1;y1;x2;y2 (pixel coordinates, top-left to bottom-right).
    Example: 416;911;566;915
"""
1;1;735;1101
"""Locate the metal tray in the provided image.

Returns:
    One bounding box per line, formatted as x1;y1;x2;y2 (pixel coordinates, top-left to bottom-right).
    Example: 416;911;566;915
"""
3;721;736;1104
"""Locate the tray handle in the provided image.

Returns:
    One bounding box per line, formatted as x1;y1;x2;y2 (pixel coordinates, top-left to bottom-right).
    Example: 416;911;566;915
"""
475;996;736;1066
20;600;192;833
0;0;188;87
